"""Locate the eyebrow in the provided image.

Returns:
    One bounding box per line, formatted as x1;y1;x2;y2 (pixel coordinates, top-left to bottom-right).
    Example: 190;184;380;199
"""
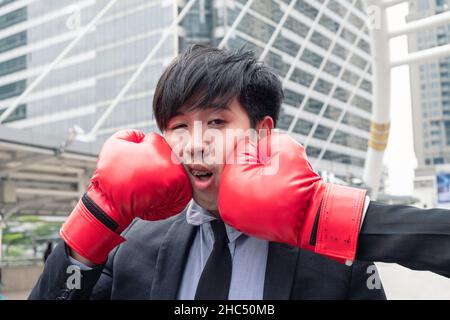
173;105;231;117
171;111;185;118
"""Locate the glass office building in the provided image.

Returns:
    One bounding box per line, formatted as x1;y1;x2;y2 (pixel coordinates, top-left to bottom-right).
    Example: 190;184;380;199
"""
407;0;450;205
408;0;450;167
0;0;373;180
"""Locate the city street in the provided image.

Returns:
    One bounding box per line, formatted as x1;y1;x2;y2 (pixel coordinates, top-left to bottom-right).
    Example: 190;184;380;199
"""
377;263;450;300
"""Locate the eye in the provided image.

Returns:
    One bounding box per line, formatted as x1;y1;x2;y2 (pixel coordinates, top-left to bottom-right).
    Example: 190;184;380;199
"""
170;123;188;130
208;119;226;126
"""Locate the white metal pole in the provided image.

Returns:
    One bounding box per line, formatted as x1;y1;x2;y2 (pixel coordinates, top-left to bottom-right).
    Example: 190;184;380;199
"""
391;42;450;67
388;10;450;38
381;0;407;8
362;0;391;199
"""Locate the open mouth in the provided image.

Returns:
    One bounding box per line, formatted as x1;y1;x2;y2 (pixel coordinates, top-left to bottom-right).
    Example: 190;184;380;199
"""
190;169;213;181
186;165;215;190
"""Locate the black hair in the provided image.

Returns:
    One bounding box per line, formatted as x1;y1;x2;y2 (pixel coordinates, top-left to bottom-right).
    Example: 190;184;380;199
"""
153;44;283;131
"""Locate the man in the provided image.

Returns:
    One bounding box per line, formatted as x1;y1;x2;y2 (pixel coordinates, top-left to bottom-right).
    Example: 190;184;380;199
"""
29;45;388;300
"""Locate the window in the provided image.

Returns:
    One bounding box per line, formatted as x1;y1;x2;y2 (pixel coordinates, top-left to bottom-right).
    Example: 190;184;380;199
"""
323;104;342;120
0;7;26;30
304;98;323;114
285;17;309;37
313;125;332;141
295;0;318;20
434;157;444;164
278;109;294;130
360;79;372;93
0;0;16;8
327;0;347;18
0;80;26;100
273;35;300;57
323;61;341;76
293;118;314;135
290;68;314;87
301;49;323;68
306;145;321;158
333;86;350;103
319;14;339;33
340;28;357;45
0;31;26;53
342;113;370;132
348;13;364;29
264;52;289;77
332;130;368;151
323;150;365;167
251;0;283;22
342;70;359;86
311;31;331;50
314;78;333;95
351;94;372;112
332;43;348;60
237;14;275;43
357;39;371;54
0;55;26;77
0;104;26;123
284;89;304;107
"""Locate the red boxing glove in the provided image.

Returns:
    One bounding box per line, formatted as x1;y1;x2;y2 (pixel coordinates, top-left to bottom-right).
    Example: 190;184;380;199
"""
218;133;366;263
60;130;192;264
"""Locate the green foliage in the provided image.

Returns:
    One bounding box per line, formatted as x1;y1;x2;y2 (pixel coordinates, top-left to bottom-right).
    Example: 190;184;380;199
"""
2;215;62;259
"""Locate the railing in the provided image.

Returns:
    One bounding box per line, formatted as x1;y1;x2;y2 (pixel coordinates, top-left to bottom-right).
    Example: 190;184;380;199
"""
0;258;43;268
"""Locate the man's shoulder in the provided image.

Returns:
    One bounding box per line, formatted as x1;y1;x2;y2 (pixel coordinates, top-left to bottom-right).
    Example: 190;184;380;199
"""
122;210;189;243
108;209;191;271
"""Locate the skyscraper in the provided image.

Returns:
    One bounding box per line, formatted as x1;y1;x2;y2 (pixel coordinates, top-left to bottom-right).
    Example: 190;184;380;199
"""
408;0;450;205
0;0;373;180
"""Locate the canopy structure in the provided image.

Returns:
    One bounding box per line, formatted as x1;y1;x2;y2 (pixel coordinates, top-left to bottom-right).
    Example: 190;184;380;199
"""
0;126;99;221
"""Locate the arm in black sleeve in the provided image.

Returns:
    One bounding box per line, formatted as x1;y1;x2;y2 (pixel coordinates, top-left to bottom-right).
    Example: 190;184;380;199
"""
356;201;450;278
28;219;139;300
28;241;108;300
346;261;386;300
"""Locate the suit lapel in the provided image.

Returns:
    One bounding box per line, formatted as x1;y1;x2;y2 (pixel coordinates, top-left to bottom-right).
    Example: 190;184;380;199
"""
263;242;299;300
149;214;197;299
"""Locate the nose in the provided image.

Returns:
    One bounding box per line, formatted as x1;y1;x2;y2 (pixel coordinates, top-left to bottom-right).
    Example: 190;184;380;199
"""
184;140;203;163
182;130;211;164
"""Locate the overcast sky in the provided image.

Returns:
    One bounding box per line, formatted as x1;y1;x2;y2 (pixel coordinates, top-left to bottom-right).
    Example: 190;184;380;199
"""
383;3;418;196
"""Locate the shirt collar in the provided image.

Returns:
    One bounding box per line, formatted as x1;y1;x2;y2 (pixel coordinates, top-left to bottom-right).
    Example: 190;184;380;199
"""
185;200;244;243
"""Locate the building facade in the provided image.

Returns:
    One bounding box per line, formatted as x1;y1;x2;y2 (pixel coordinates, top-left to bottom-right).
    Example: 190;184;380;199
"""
0;0;373;180
407;0;450;206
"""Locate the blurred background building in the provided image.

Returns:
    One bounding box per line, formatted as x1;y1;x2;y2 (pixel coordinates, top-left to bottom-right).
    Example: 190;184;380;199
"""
0;0;373;182
407;0;450;207
0;0;175;140
4;0;450;299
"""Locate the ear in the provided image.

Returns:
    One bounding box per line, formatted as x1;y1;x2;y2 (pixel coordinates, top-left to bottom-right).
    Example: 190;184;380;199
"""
256;116;274;139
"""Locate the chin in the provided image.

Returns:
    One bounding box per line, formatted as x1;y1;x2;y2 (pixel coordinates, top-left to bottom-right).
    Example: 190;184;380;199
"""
193;193;219;215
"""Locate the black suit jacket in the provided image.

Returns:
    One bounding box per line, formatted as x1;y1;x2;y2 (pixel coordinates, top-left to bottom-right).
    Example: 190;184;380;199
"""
29;211;385;300
357;201;450;278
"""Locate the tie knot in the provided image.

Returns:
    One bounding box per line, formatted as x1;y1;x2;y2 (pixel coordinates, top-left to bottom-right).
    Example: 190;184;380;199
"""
210;219;229;244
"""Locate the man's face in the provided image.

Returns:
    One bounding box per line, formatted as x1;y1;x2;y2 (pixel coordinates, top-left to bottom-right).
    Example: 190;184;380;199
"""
163;98;265;216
